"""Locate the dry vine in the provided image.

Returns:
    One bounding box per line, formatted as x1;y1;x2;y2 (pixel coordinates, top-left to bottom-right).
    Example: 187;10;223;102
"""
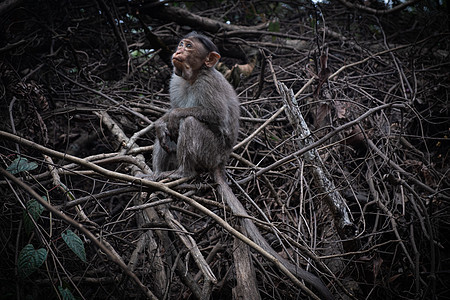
1;1;449;299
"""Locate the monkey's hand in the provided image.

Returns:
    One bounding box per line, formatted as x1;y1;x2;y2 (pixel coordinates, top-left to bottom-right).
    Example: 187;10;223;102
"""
166;109;183;134
155;119;177;153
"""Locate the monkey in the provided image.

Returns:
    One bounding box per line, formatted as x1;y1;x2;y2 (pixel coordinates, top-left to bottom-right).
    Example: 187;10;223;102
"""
151;32;333;300
152;32;240;180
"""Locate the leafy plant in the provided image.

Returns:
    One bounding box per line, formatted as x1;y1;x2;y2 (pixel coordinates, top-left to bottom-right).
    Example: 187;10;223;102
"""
62;230;86;262
17;244;47;278
268;18;280;42
268;19;280;32
58;286;76;300
23;198;45;233
6;156;38;174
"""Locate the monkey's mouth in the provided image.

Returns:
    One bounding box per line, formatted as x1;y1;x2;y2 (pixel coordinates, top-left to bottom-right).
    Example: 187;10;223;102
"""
172;57;183;63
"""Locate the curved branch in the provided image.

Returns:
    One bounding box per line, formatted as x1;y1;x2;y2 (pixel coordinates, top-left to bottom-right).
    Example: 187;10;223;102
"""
0;166;159;300
0;130;322;297
138;4;267;33
336;0;422;15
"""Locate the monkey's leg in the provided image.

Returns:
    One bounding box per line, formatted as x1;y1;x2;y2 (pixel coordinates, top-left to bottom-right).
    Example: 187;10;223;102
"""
175;116;226;177
153;139;177;174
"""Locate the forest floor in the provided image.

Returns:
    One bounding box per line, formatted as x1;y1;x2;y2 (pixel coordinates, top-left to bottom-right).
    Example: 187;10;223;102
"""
1;1;449;299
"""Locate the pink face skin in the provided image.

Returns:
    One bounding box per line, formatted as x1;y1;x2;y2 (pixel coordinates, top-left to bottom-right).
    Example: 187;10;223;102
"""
172;38;220;83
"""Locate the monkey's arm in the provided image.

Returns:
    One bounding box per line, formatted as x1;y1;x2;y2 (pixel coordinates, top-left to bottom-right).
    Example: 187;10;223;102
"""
154;106;221;152
167;106;222;134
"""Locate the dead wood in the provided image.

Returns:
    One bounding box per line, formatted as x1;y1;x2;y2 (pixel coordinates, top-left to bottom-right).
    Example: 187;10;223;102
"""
1;1;449;300
232;229;260;300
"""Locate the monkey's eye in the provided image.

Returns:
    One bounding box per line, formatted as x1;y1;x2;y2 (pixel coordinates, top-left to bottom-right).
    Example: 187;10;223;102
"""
178;41;184;48
185;42;192;48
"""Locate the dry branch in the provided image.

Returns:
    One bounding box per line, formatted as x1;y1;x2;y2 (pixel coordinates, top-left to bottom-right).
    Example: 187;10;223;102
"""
0;167;159;300
139;4;267;33
232;229;260;300
1;2;449;299
336;0;422;15
214;170;331;300
280;83;355;239
0;129;326;299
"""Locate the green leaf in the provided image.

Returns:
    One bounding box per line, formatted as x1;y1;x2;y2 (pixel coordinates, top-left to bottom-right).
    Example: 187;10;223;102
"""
268;20;280;33
23;197;45;233
62;230;86;262
17;244;47;278
6;156;38;174
58;286;76;300
268;19;280;42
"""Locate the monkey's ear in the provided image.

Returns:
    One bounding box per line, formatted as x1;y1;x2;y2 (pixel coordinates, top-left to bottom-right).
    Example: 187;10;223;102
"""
205;51;221;68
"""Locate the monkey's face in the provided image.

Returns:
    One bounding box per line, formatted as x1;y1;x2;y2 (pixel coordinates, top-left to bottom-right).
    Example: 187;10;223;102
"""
172;38;221;83
172;38;207;81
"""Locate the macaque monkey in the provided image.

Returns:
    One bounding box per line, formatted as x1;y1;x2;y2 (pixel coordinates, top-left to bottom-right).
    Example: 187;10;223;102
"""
151;32;333;299
152;32;240;179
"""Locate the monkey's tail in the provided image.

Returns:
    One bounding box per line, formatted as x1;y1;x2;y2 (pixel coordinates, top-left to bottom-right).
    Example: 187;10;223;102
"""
213;168;334;300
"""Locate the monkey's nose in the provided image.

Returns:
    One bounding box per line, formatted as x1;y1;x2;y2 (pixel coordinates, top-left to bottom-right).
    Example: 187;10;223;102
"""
175;47;185;54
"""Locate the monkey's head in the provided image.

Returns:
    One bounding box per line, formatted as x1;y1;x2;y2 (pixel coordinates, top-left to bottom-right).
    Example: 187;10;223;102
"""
172;32;221;83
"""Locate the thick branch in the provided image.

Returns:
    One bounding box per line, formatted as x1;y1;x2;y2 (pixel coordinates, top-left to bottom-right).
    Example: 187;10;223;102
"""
139;5;267;33
336;0;422;15
280;82;355;239
0;130;326;299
